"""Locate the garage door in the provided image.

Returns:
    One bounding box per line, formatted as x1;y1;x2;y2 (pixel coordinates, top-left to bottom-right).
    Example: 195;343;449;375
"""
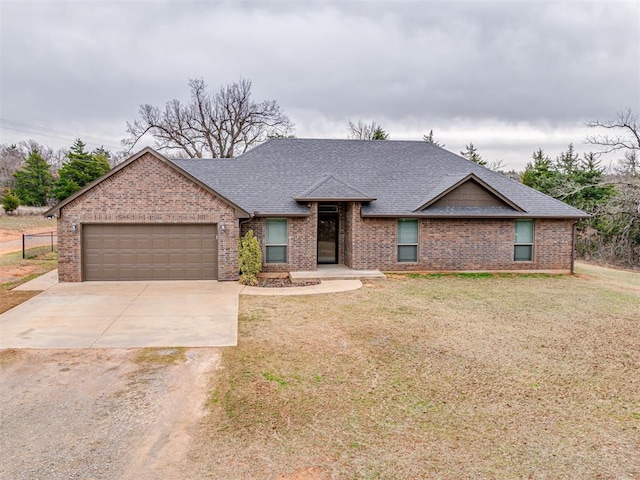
83;224;217;281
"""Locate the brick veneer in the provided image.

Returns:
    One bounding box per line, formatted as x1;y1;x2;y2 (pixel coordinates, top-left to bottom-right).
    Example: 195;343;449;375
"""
348;209;574;271
242;201;574;273
57;152;240;281
240;203;318;272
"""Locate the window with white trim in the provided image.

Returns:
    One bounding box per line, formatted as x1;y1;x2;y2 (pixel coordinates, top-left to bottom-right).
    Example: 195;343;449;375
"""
514;219;534;261
265;218;288;263
398;218;419;263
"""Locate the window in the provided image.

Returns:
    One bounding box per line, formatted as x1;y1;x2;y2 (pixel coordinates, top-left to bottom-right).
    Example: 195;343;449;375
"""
398;218;418;263
266;218;288;263
514;219;534;261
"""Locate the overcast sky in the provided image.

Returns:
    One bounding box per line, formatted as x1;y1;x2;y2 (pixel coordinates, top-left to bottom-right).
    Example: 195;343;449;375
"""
1;0;638;170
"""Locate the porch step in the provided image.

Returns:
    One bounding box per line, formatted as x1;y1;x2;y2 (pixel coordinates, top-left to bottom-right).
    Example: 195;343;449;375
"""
289;266;386;281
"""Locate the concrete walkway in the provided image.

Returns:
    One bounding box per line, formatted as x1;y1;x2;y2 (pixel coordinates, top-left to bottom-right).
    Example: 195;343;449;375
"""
1;271;364;349
13;269;58;291
290;264;386;281
0;280;242;349
241;279;362;296
16;269;365;297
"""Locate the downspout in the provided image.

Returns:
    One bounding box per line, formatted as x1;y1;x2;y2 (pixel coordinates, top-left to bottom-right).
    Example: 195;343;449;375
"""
238;213;255;234
571;220;577;274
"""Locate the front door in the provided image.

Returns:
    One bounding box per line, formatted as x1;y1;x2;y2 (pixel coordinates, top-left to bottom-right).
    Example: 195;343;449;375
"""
317;213;338;264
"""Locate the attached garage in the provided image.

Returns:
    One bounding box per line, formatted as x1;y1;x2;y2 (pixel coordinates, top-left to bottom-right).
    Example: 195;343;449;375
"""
82;224;218;281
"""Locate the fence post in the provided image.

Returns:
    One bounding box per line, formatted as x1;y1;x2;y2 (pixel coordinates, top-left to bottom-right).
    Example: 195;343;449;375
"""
22;234;25;259
51;231;54;252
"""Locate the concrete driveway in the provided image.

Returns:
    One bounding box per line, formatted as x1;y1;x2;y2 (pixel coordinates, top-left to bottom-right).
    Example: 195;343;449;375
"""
0;280;243;348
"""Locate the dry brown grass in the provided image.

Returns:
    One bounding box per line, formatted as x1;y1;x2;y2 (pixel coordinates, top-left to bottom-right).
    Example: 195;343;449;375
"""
192;267;639;479
0;251;57;314
0;215;55;233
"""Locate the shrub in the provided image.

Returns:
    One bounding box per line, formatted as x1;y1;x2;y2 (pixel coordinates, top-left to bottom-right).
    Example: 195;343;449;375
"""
1;189;20;215
239;230;262;285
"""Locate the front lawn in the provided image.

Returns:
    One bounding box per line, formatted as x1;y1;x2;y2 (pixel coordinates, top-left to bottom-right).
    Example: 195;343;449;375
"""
0;251;57;313
194;264;639;479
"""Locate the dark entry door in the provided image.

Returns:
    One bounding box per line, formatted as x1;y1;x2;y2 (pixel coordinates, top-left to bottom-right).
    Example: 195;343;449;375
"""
317;214;338;264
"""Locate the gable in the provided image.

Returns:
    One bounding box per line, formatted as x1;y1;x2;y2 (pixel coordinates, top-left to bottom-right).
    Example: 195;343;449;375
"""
414;173;526;213
46;147;250;218
429;179;511;209
295;174;375;202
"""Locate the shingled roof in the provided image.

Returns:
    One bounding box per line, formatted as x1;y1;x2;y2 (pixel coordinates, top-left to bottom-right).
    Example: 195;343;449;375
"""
171;138;588;218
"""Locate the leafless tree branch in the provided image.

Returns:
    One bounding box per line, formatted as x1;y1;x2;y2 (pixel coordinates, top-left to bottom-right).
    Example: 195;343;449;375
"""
123;78;294;158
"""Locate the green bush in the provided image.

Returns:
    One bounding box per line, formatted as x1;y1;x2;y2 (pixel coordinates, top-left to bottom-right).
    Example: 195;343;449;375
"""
1;189;20;215
239;230;262;285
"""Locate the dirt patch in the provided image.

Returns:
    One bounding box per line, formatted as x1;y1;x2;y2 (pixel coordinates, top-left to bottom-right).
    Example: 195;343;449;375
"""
0;348;221;480
0;263;44;283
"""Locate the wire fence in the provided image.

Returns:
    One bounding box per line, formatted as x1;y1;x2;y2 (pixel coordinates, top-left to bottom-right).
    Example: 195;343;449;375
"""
22;231;57;258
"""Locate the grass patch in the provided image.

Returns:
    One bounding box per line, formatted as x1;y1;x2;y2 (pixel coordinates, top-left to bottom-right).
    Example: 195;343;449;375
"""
0;251;57;314
194;266;640;479
407;271;564;279
0;215;55;232
134;347;186;366
0;349;21;367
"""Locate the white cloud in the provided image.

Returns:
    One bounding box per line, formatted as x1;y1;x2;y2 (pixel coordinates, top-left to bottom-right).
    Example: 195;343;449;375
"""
0;0;637;170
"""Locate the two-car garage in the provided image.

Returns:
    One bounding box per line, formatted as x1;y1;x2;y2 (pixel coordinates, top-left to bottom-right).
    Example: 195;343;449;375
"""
82;224;218;281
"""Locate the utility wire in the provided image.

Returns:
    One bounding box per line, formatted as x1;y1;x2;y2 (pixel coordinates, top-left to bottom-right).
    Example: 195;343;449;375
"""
0;119;122;149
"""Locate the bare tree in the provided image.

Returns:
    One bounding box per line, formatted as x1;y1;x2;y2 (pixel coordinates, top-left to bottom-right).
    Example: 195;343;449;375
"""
124;78;294;158
586;108;640;176
0;144;23;189
583;109;640;267
347;120;389;140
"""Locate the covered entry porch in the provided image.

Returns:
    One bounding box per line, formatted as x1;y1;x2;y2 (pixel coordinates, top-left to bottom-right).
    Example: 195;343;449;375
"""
290;264;385;281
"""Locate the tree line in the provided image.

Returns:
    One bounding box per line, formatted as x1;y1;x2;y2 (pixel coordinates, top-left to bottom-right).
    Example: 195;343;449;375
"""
2;77;637;268
0;139;113;213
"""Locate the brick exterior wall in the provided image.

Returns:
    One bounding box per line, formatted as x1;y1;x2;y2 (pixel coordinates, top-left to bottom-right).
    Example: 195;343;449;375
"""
348;212;574;271
240;203;318;272
57;152;240;282
242;202;574;273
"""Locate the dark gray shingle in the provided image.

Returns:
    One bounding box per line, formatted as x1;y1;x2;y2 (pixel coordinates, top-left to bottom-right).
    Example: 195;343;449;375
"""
171;138;588;218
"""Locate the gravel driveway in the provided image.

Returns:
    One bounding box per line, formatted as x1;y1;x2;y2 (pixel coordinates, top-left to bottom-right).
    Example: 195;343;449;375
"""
0;348;219;480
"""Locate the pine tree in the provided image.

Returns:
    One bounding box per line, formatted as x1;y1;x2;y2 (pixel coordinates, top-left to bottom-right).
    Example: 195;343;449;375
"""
555;143;580;175
460;142;487;166
423;130;445;147
521;149;559;195
371;126;389;140
1;188;20;214
13;149;53;206
53;139;111;201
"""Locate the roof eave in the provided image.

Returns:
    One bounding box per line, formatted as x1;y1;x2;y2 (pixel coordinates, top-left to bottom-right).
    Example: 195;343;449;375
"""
361;212;591;219
252;212;311;218
415;173;527;213
44;147;251;219
294;197;376;202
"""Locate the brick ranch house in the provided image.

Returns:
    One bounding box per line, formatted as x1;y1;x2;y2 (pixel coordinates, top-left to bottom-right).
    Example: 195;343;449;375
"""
46;138;588;282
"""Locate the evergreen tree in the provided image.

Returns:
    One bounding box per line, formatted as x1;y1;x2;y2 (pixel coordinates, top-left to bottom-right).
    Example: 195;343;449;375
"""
371;126;389;140
53;139;111;201
423;130;445;147
521;149;559;195
13;149;53;206
460;142;487;166
1;188;20;214
562;152;614;211
555;143;580;175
